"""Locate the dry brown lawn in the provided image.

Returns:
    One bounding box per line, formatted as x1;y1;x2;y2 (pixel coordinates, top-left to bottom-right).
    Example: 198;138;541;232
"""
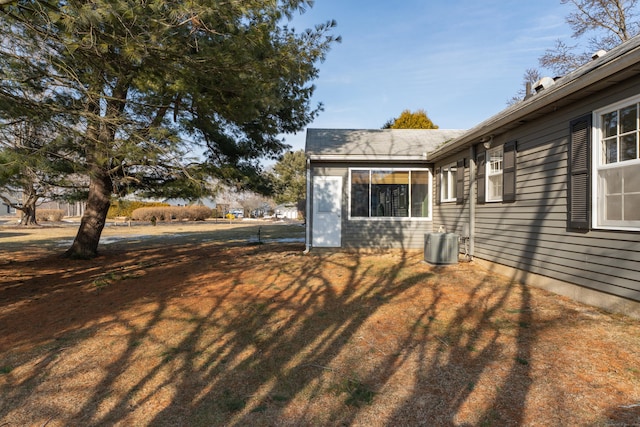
1;221;639;426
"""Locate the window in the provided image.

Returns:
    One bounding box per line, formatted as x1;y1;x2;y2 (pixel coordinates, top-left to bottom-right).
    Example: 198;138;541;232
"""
593;97;640;230
477;141;516;204
486;146;503;202
349;168;431;219
440;163;457;202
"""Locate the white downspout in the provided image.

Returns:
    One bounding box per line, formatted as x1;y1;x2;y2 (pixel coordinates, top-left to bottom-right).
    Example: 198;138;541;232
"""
304;156;311;254
468;145;476;260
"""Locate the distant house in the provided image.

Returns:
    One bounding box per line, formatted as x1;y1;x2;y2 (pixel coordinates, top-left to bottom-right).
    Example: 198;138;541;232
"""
274;203;299;220
1;201;15;216
0;196;85;218
38;200;86;217
305;35;640;318
0;190;21;217
162;198;217;209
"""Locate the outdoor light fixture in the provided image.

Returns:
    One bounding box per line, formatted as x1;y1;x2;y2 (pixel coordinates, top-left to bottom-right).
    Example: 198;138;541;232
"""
480;135;493;149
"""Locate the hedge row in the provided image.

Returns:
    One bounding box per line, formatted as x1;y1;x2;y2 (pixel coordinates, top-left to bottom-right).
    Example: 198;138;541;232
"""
37;209;65;222
131;206;213;222
107;200;170;218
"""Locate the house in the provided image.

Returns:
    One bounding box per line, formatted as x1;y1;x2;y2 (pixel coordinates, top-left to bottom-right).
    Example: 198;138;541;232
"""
0;190;22;217
1;201;16;217
305;35;640;317
38;200;86;217
428;37;640;317
305;128;466;249
273;203;300;220
162;197;217;209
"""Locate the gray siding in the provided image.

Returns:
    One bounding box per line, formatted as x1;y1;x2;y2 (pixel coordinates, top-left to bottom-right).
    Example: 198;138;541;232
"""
434;74;640;303
433;153;471;239
343;218;434;249
309;162;434;250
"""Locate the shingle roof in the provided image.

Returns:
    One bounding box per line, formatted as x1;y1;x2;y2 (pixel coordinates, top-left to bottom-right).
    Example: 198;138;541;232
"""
305;128;467;161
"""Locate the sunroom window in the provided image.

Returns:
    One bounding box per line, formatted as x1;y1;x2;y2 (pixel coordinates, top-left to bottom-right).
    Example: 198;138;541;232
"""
594;96;640;229
349;169;431;219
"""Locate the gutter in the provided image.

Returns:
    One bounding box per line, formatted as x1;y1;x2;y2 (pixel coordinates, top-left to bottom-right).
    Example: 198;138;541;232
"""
307;154;428;162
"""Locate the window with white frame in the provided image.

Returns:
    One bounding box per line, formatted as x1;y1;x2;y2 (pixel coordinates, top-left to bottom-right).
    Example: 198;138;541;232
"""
594;96;640;229
349;168;431;219
440;163;457;202
486;146;503;202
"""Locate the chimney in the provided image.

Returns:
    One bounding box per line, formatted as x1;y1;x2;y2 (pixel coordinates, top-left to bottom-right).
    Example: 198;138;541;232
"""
524;81;533;100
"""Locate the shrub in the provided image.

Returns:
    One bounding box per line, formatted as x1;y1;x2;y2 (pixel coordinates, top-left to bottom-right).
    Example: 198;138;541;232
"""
36;209;65;222
130;207;171;222
187;205;213;221
130;206;213;222
107;200;170;218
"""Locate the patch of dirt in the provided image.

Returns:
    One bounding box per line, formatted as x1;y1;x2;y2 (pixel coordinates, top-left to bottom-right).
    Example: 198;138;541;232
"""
0;222;639;426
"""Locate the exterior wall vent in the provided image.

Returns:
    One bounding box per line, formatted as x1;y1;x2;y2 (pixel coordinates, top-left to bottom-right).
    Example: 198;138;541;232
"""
534;77;555;93
592;49;607;60
424;233;459;265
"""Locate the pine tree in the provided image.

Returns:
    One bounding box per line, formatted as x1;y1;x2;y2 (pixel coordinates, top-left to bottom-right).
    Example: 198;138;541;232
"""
0;0;339;257
271;150;306;205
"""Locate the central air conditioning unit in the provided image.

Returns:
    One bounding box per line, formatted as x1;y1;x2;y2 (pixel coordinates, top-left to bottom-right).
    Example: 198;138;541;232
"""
424;232;459;265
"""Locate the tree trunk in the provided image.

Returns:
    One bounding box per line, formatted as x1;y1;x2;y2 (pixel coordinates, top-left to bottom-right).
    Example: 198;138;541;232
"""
19;205;38;225
18;187;39;226
64;74;123;259
64;166;112;259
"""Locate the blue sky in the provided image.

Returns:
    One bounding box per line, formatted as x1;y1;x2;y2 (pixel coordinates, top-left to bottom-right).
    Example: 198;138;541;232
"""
281;0;574;152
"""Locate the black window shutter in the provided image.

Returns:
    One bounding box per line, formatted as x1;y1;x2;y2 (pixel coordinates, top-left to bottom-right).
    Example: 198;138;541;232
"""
435;168;441;205
456;159;465;204
477;152;486;204
568;115;592;230
503;141;517;202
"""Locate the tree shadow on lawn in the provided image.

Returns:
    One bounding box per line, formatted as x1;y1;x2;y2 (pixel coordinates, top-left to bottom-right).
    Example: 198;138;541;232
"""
1;239;627;425
0;231;31;240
